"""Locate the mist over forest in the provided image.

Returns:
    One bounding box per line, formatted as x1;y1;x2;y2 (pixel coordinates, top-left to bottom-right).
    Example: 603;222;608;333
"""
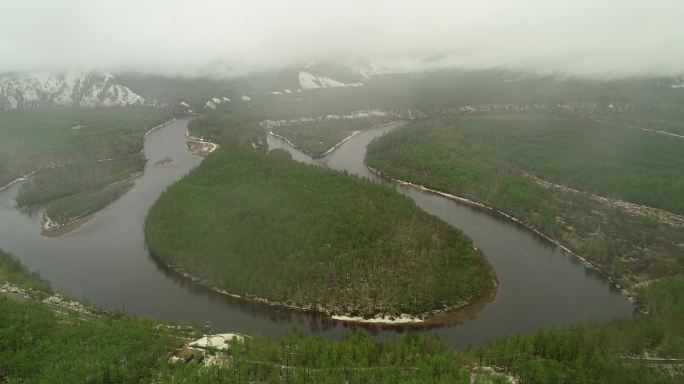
1;0;683;78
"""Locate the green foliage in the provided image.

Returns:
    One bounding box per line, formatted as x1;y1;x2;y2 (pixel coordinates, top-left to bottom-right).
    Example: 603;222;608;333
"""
44;182;132;226
0;107;169;228
0;249;51;293
0;107;168;185
437;116;684;215
2;248;682;382
16;157;140;209
637;277;684;317
162;331;473;383
0;294;475;384
146;117;495;317
470;276;684;384
366;117;684;288
0;297;176;383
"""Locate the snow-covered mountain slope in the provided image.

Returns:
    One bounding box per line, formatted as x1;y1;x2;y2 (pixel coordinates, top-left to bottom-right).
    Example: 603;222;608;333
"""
205;96;232;110
298;71;364;90
671;76;684;89
0;72;145;110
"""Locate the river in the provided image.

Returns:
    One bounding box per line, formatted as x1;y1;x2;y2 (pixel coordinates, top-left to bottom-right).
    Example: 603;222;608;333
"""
0;117;633;348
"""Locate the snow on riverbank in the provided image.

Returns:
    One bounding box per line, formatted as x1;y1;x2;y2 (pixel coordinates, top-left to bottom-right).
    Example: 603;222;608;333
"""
365;164;635;302
1;279;96;317
0;173;35;193
331;314;424;324
144;117;176;137
185;129;218;156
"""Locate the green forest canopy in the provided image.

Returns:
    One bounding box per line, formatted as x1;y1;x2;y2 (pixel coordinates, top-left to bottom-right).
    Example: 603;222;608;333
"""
146;118;495;318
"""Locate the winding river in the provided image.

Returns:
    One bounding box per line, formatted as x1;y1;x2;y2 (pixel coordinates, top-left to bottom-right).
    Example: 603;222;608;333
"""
0;117;632;348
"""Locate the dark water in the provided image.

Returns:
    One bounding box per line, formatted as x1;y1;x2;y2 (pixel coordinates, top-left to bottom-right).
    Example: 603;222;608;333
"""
0;118;633;348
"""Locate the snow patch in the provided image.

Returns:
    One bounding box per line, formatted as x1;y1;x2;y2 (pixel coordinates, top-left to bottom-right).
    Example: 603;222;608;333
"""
298;71;364;90
189;333;245;351
203;96;232;110
331;314;424;324
259;109;390;130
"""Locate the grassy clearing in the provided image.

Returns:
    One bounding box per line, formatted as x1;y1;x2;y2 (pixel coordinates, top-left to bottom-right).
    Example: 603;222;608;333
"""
146;115;495;318
366;116;684;291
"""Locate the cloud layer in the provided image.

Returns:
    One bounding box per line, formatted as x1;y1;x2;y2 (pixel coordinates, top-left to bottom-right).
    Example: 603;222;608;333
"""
1;0;683;77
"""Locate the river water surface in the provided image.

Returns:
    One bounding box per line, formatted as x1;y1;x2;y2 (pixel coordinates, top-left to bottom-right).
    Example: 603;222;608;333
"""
0;117;633;348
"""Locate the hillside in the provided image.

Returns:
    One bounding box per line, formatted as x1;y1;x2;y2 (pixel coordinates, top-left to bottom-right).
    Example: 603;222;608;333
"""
366;116;684;294
0;72;145;110
2;247;682;383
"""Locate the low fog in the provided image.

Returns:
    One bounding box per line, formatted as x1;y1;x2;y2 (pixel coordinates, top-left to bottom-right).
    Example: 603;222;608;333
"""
2;0;683;78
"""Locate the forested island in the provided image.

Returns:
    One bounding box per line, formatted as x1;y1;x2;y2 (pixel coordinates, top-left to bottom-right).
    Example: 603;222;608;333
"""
145;115;496;321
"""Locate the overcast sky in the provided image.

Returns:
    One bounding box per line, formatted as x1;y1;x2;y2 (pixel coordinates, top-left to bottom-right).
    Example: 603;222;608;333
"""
1;0;683;78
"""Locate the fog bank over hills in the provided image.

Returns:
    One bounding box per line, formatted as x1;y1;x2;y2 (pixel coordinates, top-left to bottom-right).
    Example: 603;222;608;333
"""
1;0;683;78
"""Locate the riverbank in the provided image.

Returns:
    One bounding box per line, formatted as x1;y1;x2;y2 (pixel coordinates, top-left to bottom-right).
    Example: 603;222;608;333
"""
268;121;400;159
364;164;635;303
363;116;684;307
40;177;137;237
3;243;680;382
30;117;178;237
268;119;631;299
0;173;35;193
2;112;177;238
184;128;218;156
150;251;498;326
